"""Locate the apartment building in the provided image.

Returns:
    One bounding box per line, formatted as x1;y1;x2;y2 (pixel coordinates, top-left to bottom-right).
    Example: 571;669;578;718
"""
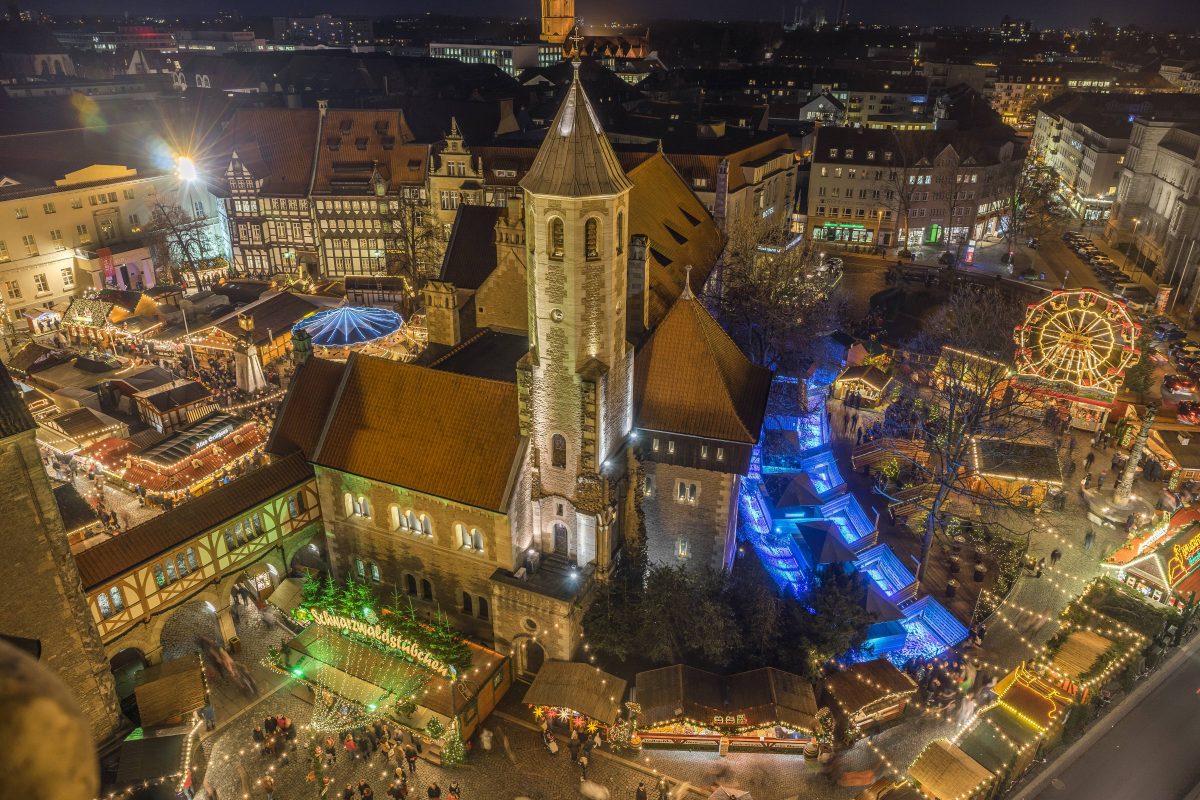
428;42;541;78
0;127;225;330
1031;95;1130;223
806;126;1018;249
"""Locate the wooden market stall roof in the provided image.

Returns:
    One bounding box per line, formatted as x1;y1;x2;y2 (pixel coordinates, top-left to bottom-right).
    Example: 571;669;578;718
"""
522;660;628;725
907;739;993;800
134;654;207;728
824;659;917;716
835;365;892;392
1050;630;1113;680
636;664;818;732
970;438;1063;485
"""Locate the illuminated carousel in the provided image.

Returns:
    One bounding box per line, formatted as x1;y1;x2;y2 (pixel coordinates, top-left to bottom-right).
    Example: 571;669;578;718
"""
1013;289;1141;431
290;305;426;361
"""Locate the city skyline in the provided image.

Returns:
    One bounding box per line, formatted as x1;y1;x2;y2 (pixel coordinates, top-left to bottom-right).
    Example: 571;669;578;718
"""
23;0;1200;31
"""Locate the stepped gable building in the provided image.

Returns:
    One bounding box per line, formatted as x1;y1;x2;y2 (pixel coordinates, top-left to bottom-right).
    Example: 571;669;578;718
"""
267;63;770;675
0;358;123;746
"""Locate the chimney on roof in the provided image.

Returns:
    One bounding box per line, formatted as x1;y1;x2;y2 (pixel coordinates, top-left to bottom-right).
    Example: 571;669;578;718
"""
626;234;649;341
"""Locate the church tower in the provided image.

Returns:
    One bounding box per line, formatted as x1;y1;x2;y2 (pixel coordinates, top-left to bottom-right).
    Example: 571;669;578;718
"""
0;359;122;745
519;62;632;571
540;0;575;44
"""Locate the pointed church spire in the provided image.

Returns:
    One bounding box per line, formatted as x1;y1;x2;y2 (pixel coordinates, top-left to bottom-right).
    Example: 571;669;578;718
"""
519;61;632;198
448;116;461;138
680;265;695;300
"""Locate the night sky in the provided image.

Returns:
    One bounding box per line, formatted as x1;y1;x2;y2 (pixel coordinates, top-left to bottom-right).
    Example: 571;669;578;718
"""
34;0;1200;29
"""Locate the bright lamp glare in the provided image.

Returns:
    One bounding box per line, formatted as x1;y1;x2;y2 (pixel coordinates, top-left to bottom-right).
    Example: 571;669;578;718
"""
175;156;197;182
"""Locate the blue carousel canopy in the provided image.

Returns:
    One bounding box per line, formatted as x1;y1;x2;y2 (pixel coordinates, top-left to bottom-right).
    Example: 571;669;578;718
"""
291;305;403;348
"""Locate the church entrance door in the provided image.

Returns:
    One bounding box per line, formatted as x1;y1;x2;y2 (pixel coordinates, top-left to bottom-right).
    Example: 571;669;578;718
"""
553;523;569;556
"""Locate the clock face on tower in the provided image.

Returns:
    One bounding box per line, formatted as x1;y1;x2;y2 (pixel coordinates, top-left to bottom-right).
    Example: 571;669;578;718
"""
550;309;564;323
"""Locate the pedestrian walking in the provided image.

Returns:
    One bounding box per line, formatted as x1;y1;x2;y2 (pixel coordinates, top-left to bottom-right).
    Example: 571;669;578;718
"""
262;776;275;800
1083;472;1092;489
427;783;441;800
568;733;581;762
851;412;859;433
447;782;460;800
343;785;356;800
579;752;589;780
1035;557;1045;578
1050;548;1062;566
636;782;648;800
1084;452;1095;469
1084;528;1095;552
404;745;418;776
1098;470;1108;489
657;778;670;800
344;734;358;756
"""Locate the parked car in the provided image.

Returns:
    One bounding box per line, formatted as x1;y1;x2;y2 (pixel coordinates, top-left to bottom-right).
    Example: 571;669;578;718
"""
1154;323;1187;342
1179;401;1200;425
1164;374;1198;395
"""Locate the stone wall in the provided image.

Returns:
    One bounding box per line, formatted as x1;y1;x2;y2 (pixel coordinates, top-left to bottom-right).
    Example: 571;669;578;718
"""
0;430;122;746
639;459;737;573
476;204;529;333
316;468;513;644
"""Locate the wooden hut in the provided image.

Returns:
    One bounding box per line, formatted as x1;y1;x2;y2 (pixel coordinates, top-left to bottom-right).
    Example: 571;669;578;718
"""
824;659;917;728
908;739;994;800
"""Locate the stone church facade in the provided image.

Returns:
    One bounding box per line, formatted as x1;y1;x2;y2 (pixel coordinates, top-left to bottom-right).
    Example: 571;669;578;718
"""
267;65;771;675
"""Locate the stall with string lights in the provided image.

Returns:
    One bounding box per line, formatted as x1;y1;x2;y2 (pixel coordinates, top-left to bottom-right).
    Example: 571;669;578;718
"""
634;664;817;753
280;585;510;742
523;659;627;739
906;738;994;800
823;658;917;730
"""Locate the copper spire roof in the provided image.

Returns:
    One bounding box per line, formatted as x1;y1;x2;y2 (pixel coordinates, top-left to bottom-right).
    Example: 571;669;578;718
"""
519;62;633;197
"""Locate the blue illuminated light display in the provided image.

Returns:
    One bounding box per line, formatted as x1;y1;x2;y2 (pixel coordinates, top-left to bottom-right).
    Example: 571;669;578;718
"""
292;305;404;348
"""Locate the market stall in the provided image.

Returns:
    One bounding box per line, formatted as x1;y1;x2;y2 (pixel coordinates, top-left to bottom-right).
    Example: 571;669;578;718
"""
1102;507;1200;606
523;660;628;736
968;438;1063;508
907;739;994;800
635;665;816;752
280;603;510;743
824;658;917;729
833;365;893;406
133;654;209;728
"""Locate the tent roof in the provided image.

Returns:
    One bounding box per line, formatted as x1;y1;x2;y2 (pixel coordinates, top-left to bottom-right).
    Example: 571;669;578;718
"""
522;660;628;725
292;305;404;348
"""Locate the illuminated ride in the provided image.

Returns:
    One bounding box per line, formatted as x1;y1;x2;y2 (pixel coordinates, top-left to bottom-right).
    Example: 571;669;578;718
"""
291;305;426;361
1013;289;1141;431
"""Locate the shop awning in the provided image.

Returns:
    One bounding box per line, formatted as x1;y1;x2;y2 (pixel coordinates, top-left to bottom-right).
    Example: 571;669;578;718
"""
134;654;208;728
269;577;305;616
523;660;628;725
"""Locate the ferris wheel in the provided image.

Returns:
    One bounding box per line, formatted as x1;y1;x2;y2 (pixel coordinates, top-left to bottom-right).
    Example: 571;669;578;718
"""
1013;289;1141;394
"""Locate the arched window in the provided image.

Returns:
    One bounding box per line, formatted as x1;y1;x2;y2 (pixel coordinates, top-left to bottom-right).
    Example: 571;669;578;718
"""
109;586;124;612
455;523;468;549
369;562;381;583
389;505;401;530
477;596;490;621
421;514;433;537
97;592;112;619
585;218;599;259
355;558;365;579
421;578;433;601
550;218;564;259
405;574;417;595
462;592;473;615
343;492;354;517
472;530;484;553
551;434;567;468
357;496;371;518
616;211;624;254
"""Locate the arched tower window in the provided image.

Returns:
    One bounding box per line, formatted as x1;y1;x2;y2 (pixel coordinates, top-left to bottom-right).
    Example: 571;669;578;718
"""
616;211;624;254
585;218;599;260
551;434;567;468
550;218;564;259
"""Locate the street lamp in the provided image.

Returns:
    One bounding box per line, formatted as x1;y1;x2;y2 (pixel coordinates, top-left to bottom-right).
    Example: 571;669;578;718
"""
1125;217;1140;274
175;155;198;183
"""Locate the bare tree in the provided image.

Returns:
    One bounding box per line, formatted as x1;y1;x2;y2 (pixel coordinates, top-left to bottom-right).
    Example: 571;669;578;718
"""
708;215;845;376
388;192;447;312
998;154;1067;261
879;286;1043;581
143;200;226;288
